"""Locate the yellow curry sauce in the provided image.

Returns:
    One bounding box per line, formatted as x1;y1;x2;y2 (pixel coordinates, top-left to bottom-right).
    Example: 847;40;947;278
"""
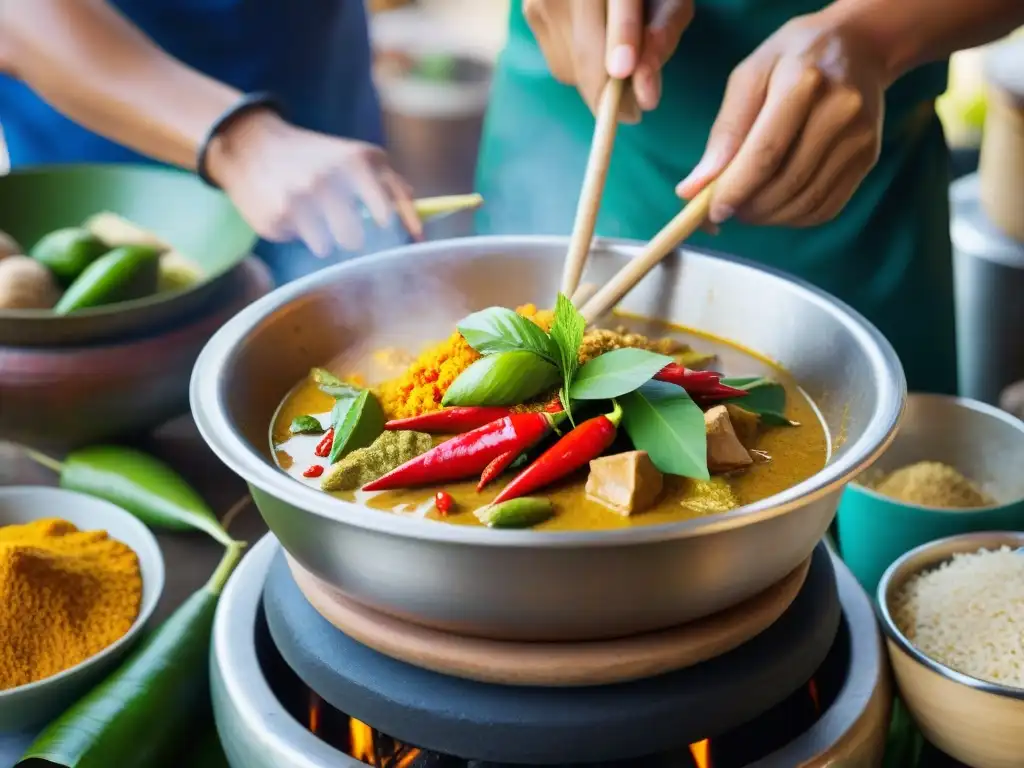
272;322;828;532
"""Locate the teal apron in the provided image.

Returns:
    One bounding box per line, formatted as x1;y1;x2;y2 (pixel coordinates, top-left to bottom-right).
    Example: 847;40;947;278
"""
477;1;956;394
0;0;399;285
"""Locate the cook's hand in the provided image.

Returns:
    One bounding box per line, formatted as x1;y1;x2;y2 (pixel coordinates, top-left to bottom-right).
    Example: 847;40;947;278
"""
676;14;885;227
206;110;422;257
524;0;694;122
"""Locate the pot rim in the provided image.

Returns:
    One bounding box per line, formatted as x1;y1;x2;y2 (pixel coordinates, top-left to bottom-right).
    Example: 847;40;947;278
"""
191;235;906;549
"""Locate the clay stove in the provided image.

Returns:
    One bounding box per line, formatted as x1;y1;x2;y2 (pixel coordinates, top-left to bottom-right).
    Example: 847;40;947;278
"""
210;535;906;767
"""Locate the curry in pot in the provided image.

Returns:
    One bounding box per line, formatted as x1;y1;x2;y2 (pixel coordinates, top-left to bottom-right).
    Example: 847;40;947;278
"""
271;298;828;531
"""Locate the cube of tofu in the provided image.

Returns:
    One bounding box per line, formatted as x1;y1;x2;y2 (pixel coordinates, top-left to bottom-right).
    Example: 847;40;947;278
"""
725;404;760;448
585;450;664;516
705;405;753;474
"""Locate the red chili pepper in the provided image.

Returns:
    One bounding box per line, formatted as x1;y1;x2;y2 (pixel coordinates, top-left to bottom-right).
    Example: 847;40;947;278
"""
544;397;565;414
434;490;454;515
314;428;334;458
303;464;325;478
362;411;565;491
477;449;522;491
493;402;623;504
654;363;746;400
385;406;513;434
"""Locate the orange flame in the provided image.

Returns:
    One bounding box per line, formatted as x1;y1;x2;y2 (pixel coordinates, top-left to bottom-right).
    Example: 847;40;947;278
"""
308;692;322;736
808;677;820;716
346;717;422;767
689;739;711;768
350;719;376;763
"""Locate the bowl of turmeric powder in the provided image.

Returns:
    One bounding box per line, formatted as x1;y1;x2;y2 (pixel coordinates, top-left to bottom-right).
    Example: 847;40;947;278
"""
0;486;164;731
837;393;1024;594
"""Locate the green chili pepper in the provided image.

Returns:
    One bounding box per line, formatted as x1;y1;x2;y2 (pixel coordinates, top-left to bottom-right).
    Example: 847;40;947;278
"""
289;414;325;435
475;497;554;529
53;245;161;314
25;445;235;546
29;227;108;286
18;543;244;768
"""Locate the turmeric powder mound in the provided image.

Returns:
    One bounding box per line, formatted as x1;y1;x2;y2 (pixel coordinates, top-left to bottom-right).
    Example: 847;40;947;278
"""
375;331;482;419
375;305;550;420
0;518;142;690
871;461;995;509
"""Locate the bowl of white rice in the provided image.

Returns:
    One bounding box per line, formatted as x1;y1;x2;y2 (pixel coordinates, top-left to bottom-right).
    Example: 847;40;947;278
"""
878;531;1024;768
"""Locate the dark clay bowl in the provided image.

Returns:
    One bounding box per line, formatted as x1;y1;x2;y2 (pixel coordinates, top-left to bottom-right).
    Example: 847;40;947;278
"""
0;257;272;451
0;164;257;347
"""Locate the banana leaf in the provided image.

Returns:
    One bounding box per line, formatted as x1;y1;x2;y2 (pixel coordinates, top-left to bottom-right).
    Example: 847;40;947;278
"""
18;543;244;768
883;696;925;768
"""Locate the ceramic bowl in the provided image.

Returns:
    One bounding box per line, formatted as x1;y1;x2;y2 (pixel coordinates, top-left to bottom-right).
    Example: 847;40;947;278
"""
877;531;1024;768
836;393;1024;594
0;257;272;451
0;164;256;347
0;486;165;731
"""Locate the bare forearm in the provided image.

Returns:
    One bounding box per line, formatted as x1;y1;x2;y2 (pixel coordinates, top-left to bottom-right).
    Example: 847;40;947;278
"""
0;0;243;169
822;0;1024;86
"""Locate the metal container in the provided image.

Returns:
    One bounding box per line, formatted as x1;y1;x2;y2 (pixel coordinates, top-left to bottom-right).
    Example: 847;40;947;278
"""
951;173;1024;405
191;236;905;641
373;44;491;239
878;531;1024;768
211;535;891;768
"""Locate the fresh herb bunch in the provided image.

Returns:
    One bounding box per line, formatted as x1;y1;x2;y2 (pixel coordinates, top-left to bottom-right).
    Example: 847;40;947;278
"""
435;296;794;479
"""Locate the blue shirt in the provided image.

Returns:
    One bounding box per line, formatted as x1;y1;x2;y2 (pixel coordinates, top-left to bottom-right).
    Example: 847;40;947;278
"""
0;0;398;283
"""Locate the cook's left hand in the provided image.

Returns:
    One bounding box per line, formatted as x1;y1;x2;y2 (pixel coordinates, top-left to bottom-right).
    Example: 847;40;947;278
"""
676;13;886;227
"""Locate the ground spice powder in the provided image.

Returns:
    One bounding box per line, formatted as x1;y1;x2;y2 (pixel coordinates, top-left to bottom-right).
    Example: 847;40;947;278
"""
872;461;995;509
375;304;708;419
0;518;142;690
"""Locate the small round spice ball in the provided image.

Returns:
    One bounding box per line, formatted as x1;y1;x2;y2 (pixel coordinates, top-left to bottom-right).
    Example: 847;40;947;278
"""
0;229;21;262
0;255;62;310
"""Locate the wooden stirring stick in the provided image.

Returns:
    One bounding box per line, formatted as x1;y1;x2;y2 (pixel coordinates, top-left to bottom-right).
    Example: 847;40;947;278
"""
560;78;626;301
578;185;714;324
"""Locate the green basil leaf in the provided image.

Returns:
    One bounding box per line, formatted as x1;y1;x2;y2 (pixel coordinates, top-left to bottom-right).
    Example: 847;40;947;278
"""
620;380;709;480
720;376;798;426
328;390;386;464
289;414;325;435
457;307;557;361
310;367;362;399
442;351;561;407
549;293;586;422
570;348;673;400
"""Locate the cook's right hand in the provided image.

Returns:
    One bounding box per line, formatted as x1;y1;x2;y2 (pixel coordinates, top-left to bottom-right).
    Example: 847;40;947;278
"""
524;0;694;123
205;109;422;258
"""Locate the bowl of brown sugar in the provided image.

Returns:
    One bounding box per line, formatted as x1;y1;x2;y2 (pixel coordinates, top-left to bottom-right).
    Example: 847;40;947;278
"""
0;486;164;731
837;393;1024;594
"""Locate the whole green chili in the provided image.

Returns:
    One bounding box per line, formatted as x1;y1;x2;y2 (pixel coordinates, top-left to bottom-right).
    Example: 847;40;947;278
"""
24;445;236;546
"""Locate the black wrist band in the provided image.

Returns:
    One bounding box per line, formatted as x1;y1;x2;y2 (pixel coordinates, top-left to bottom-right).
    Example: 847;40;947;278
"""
196;91;282;189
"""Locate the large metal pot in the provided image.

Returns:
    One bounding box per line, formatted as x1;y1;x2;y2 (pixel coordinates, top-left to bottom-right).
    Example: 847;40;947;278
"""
191;236;905;641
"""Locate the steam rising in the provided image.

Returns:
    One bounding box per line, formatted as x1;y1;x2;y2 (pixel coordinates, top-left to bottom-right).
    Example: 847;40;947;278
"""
322;265;475;385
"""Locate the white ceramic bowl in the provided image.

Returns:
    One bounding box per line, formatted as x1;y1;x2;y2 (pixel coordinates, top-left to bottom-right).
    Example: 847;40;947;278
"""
0;486;165;731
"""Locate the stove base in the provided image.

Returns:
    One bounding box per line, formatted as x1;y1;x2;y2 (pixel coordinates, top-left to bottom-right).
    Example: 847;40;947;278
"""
212;536;889;768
